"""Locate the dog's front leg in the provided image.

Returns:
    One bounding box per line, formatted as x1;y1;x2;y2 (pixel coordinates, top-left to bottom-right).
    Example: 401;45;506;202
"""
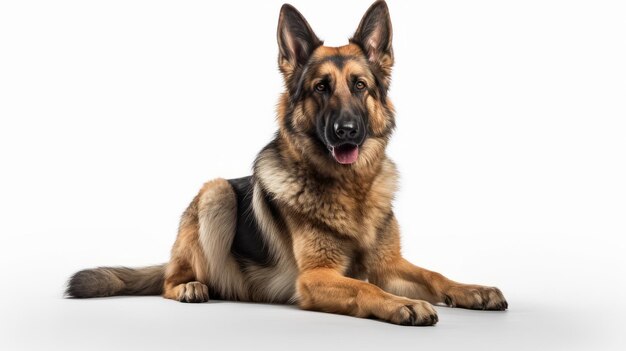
297;268;438;326
368;215;508;311
370;258;508;311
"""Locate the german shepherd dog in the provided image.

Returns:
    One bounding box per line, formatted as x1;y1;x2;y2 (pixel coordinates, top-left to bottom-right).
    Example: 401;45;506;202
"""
67;1;508;326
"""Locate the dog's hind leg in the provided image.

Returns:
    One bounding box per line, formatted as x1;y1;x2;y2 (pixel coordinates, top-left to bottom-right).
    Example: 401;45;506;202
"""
163;178;248;303
162;188;210;303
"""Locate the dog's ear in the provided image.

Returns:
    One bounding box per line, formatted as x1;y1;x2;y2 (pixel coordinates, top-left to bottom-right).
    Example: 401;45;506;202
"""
351;1;393;75
277;4;322;78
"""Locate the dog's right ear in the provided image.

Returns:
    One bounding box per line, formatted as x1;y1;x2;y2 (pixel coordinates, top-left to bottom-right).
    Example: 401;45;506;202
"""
277;4;322;79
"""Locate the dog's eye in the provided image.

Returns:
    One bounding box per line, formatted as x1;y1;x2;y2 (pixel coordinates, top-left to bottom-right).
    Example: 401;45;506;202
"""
315;83;327;92
355;81;366;91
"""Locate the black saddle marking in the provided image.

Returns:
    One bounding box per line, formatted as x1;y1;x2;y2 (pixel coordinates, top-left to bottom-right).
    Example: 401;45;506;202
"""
227;176;272;267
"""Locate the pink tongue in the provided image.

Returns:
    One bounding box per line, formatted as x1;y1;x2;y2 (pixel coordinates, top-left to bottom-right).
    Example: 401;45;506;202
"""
332;145;359;164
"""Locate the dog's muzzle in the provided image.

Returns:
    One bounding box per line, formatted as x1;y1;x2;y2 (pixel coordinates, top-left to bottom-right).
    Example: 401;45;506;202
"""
325;112;367;165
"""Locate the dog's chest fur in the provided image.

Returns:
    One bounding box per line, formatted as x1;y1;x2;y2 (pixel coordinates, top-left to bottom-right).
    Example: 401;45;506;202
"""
255;144;398;273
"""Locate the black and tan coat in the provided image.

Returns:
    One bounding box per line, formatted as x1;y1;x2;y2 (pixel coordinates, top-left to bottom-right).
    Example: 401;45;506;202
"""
67;1;507;326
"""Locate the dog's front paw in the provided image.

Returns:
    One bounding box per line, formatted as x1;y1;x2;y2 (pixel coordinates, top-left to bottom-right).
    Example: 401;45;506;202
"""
388;300;438;326
177;281;209;303
443;285;507;311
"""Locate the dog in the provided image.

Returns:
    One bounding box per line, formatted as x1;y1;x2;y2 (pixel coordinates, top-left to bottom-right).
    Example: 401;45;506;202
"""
66;1;507;326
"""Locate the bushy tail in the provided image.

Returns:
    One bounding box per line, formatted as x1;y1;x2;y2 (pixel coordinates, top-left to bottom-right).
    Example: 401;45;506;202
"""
66;264;166;298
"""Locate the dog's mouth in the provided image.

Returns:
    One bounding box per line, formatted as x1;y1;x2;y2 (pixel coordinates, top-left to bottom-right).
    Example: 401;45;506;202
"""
330;143;359;165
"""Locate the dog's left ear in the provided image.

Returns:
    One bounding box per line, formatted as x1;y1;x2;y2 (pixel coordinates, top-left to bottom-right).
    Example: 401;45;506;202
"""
351;1;394;75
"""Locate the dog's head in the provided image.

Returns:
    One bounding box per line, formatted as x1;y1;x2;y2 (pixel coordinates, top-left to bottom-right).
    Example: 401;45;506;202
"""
277;1;395;168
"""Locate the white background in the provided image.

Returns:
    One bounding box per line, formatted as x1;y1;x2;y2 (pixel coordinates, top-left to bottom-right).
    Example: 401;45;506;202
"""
1;0;625;350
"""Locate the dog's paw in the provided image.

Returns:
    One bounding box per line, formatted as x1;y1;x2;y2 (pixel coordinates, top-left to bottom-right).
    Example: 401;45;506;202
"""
388;300;438;326
177;281;209;303
443;285;507;311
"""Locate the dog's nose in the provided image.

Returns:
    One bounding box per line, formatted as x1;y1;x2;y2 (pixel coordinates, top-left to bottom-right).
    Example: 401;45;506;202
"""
334;119;359;140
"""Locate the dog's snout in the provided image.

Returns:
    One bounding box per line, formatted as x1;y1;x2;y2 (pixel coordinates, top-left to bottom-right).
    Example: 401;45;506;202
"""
334;119;360;141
